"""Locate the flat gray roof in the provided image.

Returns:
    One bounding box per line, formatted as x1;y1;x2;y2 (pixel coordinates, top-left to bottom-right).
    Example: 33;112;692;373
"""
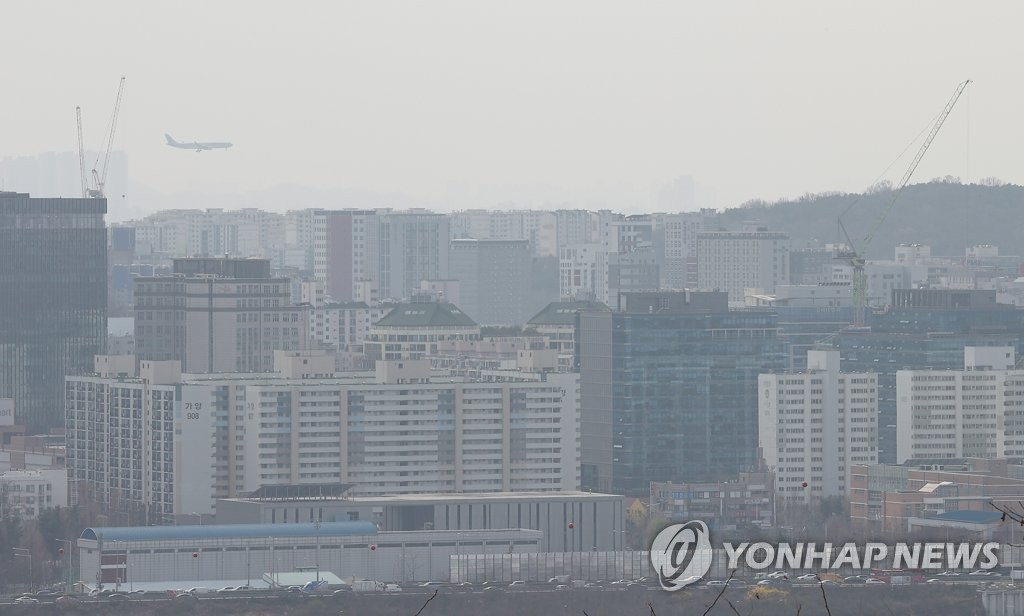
221;491;623;505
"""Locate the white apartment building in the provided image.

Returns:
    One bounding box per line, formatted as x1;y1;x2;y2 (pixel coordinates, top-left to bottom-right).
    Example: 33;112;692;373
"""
134;258;310;373
758;350;878;504
652;211;711;290
559;244;607;302
66;358;216;523
0;468;68;518
896;346;1024;463
697;223;789;302
308;301;388;351
67;353;581;519
449;209;557;257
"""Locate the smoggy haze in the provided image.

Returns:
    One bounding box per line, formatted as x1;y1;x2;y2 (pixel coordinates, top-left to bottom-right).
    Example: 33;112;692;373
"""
2;0;1021;212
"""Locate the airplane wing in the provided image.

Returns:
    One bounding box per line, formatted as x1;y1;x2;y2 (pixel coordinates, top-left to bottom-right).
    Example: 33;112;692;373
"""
194;143;214;151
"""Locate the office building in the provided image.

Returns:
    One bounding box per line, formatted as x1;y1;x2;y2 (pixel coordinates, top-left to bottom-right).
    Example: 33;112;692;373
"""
835;288;1024;464
0;192;107;431
758;349;878;504
577;291;789;495
449;239;533;326
134;257;309;373
697;222;790;302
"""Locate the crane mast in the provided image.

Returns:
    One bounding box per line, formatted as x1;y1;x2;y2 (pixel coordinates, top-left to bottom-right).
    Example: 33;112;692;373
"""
87;76;126;199
75;106;87;198
840;79;971;327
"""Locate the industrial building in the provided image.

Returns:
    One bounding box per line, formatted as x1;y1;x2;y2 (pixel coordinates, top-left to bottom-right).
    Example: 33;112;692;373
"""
215;489;626;552
77;522;541;586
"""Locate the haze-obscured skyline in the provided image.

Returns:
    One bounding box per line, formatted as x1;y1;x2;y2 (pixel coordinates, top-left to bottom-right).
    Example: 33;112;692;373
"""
2;0;1021;216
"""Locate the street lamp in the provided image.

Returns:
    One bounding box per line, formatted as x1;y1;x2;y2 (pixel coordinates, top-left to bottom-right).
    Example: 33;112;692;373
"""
55;539;74;594
12;548;32;592
314;518;321;583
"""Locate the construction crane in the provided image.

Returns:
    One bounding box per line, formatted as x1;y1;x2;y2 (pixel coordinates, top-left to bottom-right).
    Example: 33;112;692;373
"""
837;79;971;327
86;76;126;199
75;106;87;198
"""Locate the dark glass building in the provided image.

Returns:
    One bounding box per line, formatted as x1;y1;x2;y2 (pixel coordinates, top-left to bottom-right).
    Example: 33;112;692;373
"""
836;289;1024;464
0;192;107;431
577;291;789;496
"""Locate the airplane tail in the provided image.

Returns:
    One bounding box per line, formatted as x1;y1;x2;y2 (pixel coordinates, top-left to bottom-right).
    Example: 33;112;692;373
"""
164;134;178;146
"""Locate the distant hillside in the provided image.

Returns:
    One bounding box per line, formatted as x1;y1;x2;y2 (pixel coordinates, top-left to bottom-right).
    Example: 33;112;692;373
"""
713;180;1024;259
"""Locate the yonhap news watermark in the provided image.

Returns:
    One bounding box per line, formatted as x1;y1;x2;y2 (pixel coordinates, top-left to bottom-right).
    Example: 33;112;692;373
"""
649;520;1001;592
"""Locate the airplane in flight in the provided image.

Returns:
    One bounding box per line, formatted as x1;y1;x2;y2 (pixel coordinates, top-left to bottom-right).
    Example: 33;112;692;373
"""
165;134;233;152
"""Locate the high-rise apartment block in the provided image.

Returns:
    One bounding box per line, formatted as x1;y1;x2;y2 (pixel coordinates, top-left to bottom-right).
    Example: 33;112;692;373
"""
67;354;580;519
449;239;533;325
697;223;790;302
896;346;1024;462
134;257;309;373
0;192;107;431
758;350;878;504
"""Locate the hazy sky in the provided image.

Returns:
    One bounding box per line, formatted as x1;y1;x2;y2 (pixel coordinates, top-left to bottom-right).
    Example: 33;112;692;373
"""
2;1;1022;213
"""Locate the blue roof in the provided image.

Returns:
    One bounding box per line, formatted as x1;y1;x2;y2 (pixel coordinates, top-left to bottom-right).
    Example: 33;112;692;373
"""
930;511;1003;524
80;521;378;542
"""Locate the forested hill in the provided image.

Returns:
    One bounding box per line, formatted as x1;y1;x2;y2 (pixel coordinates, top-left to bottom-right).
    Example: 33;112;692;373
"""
713;181;1024;259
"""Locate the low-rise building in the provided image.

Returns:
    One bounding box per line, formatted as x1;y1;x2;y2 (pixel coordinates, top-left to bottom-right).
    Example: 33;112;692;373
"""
0;468;68;518
649;471;775;529
363;301;481;361
215;489;626;552
849;458;1024;535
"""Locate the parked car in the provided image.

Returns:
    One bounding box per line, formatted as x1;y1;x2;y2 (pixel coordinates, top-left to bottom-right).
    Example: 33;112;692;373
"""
706;580;729;588
508;580;527;588
865;578;886;585
796;574;818;581
15;597;40;605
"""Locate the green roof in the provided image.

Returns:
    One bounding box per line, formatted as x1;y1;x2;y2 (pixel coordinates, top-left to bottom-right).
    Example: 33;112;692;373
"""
527;300;611;325
375;302;478;328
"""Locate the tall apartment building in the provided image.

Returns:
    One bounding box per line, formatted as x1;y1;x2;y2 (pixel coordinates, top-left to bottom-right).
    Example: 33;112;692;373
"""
308;301;389;351
312;209;378;302
449;239;532;326
132;208;285;259
67;354;580;518
697;222;790;302
377;211;450;301
134;257;309;373
559;244;606;301
577;291;789;495
66;357;215;524
758;350;878;504
651;211;711;290
0;192;107;431
896;346;1024;463
449;209;557;257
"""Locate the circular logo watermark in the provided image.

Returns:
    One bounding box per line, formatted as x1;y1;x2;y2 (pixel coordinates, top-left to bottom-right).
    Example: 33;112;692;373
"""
650;520;714;591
